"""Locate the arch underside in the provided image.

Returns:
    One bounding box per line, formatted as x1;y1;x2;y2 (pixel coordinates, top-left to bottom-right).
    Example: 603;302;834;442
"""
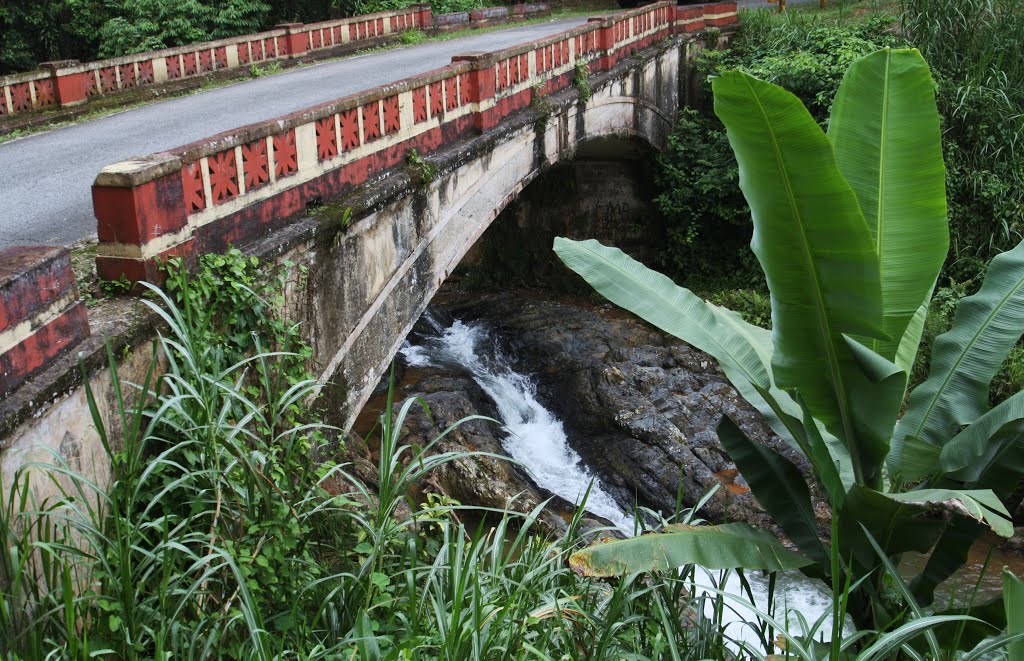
317;47;680;431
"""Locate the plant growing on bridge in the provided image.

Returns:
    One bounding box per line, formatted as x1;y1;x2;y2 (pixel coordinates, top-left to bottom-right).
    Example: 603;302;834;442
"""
555;48;1024;648
573;60;592;104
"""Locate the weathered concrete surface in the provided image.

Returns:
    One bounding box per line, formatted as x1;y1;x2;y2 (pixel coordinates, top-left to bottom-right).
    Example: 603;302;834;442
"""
1;301;158;507
289;38;682;433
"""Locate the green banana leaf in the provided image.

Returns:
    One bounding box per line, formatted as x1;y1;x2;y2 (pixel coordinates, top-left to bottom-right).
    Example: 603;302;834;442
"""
894;240;1024;481
843;335;906;483
567;522;811;577
956;433;1024;501
716;415;829;566
941;391;1024;476
908;519;983;607
795;392;851;506
840;485;1012;583
840;485;945;572
896;298;932;383
828;48;948;369
712;70;885;486
888;489;1013;538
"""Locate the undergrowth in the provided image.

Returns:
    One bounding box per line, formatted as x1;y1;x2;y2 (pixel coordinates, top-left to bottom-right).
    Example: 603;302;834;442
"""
0;250;801;659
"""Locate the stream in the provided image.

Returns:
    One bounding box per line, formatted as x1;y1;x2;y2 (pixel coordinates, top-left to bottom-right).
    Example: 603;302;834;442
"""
399;310;846;650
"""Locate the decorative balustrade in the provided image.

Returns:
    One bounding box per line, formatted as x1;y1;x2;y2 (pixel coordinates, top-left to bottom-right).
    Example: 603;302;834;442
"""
90;0;735;283
0;5;430;118
0;4;563;119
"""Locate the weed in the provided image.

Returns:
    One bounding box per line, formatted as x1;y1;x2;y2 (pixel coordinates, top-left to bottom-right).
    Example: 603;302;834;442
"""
398;28;427;45
99;273;133;297
406;147;437;187
249;61;283;78
573;59;592;104
530;82;554;131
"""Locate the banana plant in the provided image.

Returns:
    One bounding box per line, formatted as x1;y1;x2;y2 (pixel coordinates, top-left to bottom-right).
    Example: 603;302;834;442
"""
554;48;1023;635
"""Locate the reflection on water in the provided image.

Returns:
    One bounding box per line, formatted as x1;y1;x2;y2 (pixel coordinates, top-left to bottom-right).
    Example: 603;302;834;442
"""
903;533;1024;608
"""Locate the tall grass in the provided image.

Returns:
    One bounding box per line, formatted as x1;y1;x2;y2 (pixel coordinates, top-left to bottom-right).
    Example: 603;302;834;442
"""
0;259;732;659
2;253;1019;658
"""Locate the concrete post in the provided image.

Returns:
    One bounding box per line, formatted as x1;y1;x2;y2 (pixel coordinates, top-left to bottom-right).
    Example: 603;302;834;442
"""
276;23;309;58
451;52;495;130
412;3;433;30
40;60;88;108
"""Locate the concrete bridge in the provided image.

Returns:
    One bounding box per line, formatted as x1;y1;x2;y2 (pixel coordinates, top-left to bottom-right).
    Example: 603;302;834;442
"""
0;1;737;495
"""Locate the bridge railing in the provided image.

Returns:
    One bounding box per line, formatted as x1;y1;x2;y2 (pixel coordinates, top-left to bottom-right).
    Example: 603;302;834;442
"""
0;5;430;118
91;0;735;283
0;4;557;120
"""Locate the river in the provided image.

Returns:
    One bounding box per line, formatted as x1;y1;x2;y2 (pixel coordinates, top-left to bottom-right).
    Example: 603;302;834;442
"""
399;310;847;651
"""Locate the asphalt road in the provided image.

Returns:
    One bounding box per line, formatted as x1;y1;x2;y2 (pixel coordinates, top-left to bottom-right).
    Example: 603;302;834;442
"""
0;18;590;249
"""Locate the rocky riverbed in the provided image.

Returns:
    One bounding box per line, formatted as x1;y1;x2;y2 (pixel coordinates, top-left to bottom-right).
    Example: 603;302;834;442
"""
350;286;826;539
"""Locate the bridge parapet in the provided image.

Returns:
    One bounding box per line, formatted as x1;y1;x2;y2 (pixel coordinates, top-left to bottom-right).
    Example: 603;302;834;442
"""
0;6;431;119
92;0;739;284
0;3;561;122
0;247;89;398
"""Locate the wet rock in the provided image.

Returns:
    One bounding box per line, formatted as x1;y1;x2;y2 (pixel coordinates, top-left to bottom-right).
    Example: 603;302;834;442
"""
374;367;621;538
444;290;824;537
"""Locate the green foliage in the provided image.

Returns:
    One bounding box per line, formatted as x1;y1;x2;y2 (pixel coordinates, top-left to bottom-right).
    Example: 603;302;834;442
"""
398;27;426;44
573;59;591;104
900;0;1024;276
530;82;554;130
97;0;272;57
556;49;1024;648
0;0;107;73
707;287;771;329
702;9;905;121
249;60;283;77
652;109;753;284
406;147;437;187
653;9;904;288
163;248;311;381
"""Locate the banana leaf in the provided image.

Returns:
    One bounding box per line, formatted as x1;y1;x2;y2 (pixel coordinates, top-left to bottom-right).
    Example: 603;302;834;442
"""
567;522;811;577
894;240;1024;481
828;48;948;370
712;70;885;486
716;415;829;567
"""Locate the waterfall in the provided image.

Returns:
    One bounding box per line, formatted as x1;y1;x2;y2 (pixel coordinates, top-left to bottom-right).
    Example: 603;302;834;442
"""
401;312;635;532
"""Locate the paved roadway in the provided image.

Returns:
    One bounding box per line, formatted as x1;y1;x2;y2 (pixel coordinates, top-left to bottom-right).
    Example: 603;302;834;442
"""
0;1;818;249
0;18;589;249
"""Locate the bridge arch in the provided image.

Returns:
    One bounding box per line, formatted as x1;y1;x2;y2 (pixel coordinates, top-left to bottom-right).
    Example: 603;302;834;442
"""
304;41;681;430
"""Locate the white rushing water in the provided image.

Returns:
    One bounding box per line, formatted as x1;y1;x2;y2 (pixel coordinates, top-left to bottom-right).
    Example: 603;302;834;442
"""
401;311;847;650
401;313;635;532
